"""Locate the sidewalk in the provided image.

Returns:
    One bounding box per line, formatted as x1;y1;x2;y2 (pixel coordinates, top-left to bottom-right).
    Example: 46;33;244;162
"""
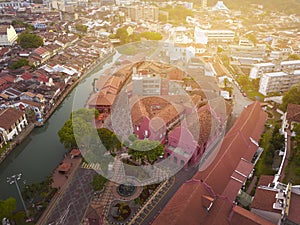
36;153;82;225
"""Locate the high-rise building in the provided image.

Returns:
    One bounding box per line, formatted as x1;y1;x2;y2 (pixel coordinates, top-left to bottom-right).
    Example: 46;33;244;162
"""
122;5;159;22
202;0;207;8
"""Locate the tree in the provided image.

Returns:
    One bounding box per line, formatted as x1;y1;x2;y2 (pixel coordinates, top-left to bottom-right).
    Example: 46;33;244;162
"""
0;197;16;220
115;27;129;44
158;14;167;22
97;128;122;152
92;174;108;191
288;54;300;60
75;24;88;33
128;33;141;42
280;83;300;111
12;20;34;31
236;75;249;86
140;32;163;40
246;33;257;46
17;32;43;49
58;108;99;148
160;6;193;23
129;140;164;164
9;58;29;69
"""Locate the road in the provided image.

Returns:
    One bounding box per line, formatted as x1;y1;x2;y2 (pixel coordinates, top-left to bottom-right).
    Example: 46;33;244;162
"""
226;85;253;129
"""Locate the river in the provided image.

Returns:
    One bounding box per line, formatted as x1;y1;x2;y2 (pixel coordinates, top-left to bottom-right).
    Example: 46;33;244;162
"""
0;53;118;208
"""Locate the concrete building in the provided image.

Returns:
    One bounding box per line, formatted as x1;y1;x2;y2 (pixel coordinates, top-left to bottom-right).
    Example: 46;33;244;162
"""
250;60;300;79
0;108;28;146
0;1;29;8
249;62;277;79
122;5;159;22
230;44;267;62
259;70;300;96
0;25;17;46
132;74;163;96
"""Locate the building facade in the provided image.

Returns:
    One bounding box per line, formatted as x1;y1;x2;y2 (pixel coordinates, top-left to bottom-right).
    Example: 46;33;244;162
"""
0;25;17;46
0;108;28;147
259;70;300;96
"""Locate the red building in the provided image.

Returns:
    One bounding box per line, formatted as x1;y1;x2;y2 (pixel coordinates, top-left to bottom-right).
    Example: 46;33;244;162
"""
131;96;185;141
165;105;212;168
153;101;271;225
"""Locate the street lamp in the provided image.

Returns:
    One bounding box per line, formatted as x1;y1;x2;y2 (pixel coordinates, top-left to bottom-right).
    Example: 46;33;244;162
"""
6;173;30;219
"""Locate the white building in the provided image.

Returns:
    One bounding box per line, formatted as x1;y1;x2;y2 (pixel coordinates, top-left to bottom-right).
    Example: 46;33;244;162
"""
0;108;28;146
259;70;300;96
0;25;17;46
193;28;235;44
0;1;29;8
249;62;276;79
250;60;300;79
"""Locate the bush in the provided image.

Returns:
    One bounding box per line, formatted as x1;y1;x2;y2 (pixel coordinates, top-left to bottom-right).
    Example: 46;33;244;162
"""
295;168;300;176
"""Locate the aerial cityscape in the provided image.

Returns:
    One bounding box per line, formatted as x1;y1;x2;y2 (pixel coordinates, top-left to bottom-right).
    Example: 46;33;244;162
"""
0;0;300;224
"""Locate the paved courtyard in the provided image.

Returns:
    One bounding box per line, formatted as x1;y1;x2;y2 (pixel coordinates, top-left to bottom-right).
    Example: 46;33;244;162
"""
46;168;97;225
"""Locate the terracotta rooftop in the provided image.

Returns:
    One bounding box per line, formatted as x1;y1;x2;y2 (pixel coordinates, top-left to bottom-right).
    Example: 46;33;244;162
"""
17;99;42;109
286;103;300;124
251;188;280;214
230;205;275;225
0;25;10;34
33;47;49;56
287;192;300;224
131;96;184;129
185;105;212;145
94;76;110;91
0;108;24;130
87;91;116;107
153;101;268;225
257;175;274;187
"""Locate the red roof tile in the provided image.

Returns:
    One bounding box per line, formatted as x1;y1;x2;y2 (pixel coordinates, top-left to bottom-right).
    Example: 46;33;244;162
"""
251;188;279;214
230;205;275;225
0;108;24;130
153;101;268;225
21;72;33;80
257;175;274;187
287;192;300;224
286;104;300;123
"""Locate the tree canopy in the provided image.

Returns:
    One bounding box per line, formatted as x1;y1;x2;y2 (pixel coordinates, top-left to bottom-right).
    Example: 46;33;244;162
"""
140;32;162;40
75;24;88;33
12;20;34;31
0;197;16;220
17;32;43;49
92;174;108;191
97;128;122;152
128;139;164;164
160;6;193;24
9;58;29;69
110;28;162;44
58;108;99;148
280;83;300;111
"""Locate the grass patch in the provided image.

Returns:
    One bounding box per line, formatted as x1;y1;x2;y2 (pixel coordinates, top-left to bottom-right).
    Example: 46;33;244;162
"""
254;125;277;177
0;142;10;155
283;139;300;184
245;89;265;101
